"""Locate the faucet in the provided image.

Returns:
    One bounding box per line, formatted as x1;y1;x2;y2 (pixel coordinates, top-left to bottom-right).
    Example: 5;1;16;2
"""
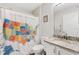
63;33;68;40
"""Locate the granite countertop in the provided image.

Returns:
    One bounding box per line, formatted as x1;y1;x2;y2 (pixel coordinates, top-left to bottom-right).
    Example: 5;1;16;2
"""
43;37;79;53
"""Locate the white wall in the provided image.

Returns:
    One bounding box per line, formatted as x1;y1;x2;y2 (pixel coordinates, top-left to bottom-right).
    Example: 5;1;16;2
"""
41;3;54;37
33;3;54;38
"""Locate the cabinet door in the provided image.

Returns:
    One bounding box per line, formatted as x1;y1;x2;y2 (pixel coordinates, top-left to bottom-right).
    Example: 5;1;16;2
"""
41;40;79;55
56;47;75;55
43;41;57;55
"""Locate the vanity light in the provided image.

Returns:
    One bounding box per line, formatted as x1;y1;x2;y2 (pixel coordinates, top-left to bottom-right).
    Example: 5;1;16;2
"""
54;3;64;6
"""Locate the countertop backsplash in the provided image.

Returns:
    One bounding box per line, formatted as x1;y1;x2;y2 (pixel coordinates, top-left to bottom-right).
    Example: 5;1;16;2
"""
53;34;79;41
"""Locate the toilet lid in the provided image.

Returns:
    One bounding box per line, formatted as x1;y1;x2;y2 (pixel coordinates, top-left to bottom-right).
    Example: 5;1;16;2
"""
32;44;44;50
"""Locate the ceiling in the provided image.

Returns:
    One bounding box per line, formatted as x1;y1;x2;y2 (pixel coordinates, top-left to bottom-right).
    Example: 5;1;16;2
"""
1;3;79;14
54;3;79;13
0;3;42;14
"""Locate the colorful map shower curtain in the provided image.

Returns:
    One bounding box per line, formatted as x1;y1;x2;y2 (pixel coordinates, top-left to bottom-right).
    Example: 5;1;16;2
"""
0;20;4;48
3;18;34;45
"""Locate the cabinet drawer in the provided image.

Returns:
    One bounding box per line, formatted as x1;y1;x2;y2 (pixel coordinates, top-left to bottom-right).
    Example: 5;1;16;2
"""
56;47;75;55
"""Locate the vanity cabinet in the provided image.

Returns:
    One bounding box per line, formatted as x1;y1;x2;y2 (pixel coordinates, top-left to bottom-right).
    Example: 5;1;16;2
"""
41;39;79;55
41;39;57;55
57;47;79;55
56;46;74;55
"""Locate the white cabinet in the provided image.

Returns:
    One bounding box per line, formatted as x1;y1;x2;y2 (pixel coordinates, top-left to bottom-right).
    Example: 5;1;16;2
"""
56;46;74;55
41;40;57;55
44;42;56;55
59;49;74;55
57;47;79;55
41;39;79;55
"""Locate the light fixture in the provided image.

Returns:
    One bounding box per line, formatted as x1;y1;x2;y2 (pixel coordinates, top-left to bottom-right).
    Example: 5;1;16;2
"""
54;3;64;6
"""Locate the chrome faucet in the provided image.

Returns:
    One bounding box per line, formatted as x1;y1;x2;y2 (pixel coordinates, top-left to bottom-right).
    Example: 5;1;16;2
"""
63;33;67;40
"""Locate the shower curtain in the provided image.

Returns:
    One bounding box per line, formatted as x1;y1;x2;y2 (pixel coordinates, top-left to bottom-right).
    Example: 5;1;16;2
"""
3;18;33;45
0;9;39;55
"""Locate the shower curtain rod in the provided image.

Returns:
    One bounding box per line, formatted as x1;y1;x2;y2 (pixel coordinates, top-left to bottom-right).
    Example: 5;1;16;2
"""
0;7;37;19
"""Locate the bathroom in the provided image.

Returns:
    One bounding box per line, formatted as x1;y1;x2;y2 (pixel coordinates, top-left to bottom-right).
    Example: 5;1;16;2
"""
1;3;79;56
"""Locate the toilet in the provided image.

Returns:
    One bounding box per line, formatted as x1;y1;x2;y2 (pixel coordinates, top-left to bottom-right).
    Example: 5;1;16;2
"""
32;44;44;55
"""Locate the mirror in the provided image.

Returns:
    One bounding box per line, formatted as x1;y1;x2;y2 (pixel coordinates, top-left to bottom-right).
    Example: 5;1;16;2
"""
54;3;79;39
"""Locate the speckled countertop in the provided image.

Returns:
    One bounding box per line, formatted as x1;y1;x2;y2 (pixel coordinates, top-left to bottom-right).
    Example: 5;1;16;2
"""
43;37;79;53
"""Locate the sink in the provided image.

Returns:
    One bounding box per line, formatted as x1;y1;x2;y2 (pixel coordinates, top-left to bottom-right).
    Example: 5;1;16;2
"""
61;40;79;45
54;38;79;44
49;37;79;45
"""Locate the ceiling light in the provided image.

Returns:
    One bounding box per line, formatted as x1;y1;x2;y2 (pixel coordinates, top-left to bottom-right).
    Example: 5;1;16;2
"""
54;3;64;6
